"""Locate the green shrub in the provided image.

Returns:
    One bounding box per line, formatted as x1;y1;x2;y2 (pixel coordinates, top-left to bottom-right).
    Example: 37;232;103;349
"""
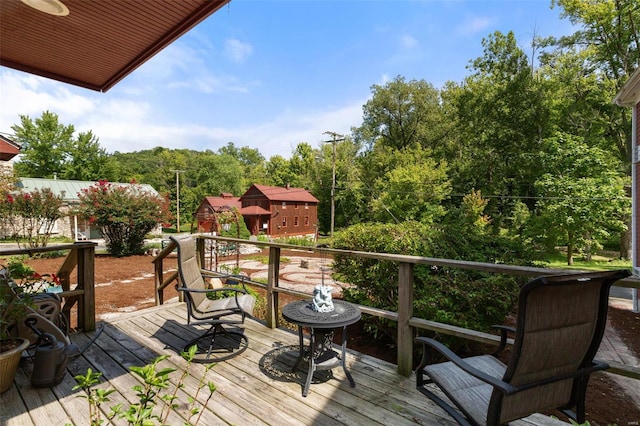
333;218;534;348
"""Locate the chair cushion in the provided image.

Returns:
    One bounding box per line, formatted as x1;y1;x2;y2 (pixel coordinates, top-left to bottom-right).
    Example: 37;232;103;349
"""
422;355;506;425
196;293;256;318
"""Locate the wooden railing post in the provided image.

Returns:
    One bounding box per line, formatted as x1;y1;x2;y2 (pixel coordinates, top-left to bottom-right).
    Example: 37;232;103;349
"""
154;255;164;305
196;237;206;268
397;262;414;376
266;246;281;329
77;244;96;332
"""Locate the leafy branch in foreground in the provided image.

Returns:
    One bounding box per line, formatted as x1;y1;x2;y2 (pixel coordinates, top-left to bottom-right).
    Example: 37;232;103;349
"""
72;345;216;425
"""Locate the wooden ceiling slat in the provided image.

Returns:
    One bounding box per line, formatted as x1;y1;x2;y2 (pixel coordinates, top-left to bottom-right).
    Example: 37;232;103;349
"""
0;0;229;92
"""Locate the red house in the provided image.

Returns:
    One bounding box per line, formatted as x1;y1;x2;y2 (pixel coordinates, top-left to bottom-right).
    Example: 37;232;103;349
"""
240;184;319;238
195;193;242;233
0;134;20;161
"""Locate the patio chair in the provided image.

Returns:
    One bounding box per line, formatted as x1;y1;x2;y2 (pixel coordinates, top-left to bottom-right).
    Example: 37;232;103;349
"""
171;236;255;362
415;269;630;426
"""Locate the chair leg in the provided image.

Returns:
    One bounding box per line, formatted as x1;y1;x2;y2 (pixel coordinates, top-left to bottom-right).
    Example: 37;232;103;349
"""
417;385;476;426
562;375;589;424
183;324;249;363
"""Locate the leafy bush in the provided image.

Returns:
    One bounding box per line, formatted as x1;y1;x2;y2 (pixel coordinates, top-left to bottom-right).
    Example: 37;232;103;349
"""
333;216;534;347
75;180;172;257
0;188;64;248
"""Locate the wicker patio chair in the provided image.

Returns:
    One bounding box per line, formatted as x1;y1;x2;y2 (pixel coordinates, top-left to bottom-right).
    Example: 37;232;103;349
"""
415;269;630;426
171;236;255;362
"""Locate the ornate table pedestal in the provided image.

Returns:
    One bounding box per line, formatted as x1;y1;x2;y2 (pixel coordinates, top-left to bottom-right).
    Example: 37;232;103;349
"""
282;299;361;397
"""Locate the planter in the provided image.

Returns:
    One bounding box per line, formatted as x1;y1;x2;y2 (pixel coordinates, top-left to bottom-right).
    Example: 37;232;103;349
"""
0;338;30;393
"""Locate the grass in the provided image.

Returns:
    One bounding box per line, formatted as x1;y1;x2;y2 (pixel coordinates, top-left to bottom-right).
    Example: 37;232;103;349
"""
540;249;631;271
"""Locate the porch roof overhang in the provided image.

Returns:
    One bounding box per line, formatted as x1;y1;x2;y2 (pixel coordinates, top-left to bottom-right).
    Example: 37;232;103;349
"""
0;135;20;161
240;205;272;216
614;67;640;107
0;0;229;92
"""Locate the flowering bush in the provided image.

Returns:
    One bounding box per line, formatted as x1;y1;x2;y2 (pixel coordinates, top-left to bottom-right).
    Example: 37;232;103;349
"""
0;187;64;248
75;180;172;257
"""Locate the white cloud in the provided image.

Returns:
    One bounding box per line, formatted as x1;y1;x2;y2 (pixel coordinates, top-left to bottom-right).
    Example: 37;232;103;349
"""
224;39;253;63
0;69;364;159
225;101;365;158
0;71;96;132
400;34;418;49
455;16;493;36
124;39;252;95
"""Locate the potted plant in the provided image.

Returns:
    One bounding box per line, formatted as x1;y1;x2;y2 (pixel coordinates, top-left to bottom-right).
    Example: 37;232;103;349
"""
0;266;31;393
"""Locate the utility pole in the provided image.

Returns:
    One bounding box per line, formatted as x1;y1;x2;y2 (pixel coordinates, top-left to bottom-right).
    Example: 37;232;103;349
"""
171;170;184;232
322;131;345;238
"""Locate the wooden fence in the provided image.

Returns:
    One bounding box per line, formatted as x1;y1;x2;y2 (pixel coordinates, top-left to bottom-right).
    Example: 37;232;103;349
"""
153;234;640;380
0;242;97;333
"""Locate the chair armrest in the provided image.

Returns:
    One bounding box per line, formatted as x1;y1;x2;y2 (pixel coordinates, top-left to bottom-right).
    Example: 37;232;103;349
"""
491;325;515;333
177;287;247;295
514;360;610;392
201;270;251;290
491;324;515;355
415;336;518;395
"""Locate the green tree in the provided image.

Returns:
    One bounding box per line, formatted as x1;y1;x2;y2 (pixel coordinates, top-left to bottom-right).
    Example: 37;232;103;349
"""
12;111;73;179
12;111;115;181
63;131;117;181
530;132;629;265
452;31;550;222
552;0;639;162
370;148;451;224
288;142;317;189
76;180;172;256
355;76;444;152
218;142;267;188
547;0;639;259
265;155;296;187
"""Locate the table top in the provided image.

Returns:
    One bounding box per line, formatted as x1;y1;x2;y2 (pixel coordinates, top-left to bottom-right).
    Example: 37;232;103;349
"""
282;299;361;328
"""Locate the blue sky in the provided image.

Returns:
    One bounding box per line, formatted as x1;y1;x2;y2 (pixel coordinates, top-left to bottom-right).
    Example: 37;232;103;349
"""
0;0;576;160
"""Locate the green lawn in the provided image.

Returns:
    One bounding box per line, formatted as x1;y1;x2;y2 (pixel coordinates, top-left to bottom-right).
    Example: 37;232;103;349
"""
540;250;631;271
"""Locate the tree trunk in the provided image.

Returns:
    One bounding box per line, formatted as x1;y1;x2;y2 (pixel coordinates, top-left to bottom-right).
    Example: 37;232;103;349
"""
584;232;592;262
567;243;574;266
620;227;631;260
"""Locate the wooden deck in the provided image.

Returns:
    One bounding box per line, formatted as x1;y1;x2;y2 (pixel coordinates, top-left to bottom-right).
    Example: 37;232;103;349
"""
2;302;567;425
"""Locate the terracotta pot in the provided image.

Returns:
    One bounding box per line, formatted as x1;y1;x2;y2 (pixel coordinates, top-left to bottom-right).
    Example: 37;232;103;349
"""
0;338;30;393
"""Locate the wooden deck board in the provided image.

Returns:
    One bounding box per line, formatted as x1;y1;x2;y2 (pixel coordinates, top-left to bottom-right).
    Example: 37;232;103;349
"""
1;302;568;425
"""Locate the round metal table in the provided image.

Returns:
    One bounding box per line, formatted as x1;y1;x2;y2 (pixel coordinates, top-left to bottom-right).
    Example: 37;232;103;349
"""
282;299;361;397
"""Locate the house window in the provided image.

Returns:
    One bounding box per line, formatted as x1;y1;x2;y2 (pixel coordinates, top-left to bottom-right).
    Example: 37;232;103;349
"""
282;217;287;227
304;216;309;226
282;202;287;209
294;216;299;226
294;203;299;209
305;203;309;209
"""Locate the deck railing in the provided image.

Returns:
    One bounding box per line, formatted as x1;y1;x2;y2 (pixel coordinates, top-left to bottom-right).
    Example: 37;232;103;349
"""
152;234;640;380
0;241;98;332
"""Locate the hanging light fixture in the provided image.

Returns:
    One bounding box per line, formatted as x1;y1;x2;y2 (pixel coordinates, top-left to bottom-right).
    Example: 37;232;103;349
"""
20;0;69;16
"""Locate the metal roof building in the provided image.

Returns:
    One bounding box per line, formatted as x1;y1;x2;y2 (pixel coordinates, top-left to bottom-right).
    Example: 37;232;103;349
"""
16;178;159;203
